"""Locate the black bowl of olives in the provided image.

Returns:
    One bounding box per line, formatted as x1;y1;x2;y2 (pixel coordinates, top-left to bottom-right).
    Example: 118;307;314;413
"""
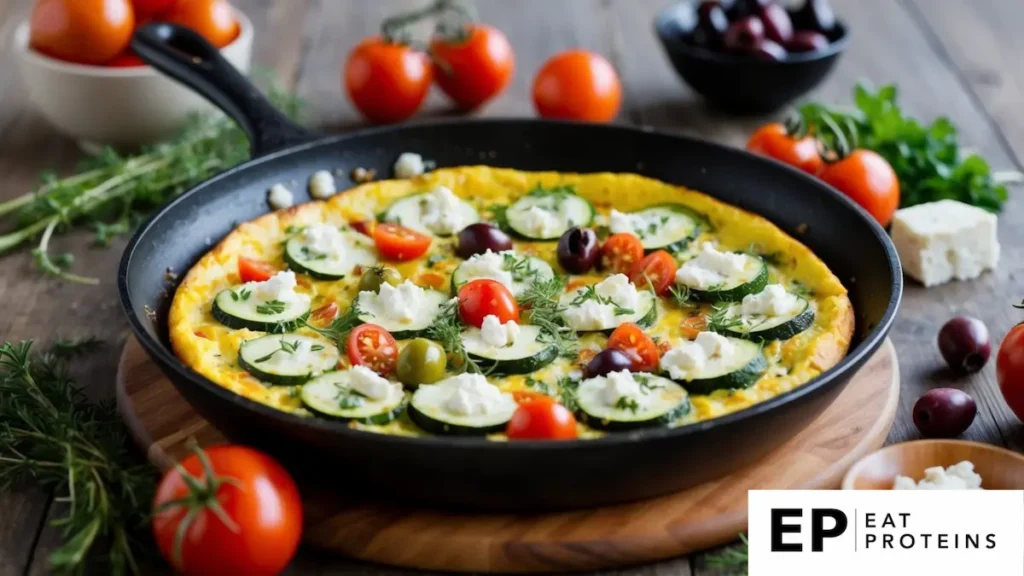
654;0;849;114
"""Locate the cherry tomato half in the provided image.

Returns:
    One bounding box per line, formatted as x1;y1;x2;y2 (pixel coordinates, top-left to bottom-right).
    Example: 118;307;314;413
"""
628;250;677;295
238;257;276;283
457;279;520;328
532;50;622;122
30;0;135;65
600;232;645;274
430;24;515;111
310;301;339;325
997;323;1024;422
607;322;660;372
347;324;399;376
373;223;432;261
165;0;240;48
345;36;433;124
746;123;824;176
132;0;177;16
820;149;900;227
506;400;578;440
152;445;302;576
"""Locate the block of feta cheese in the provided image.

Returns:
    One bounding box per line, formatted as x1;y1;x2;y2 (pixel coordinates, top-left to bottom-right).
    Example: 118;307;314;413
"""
890;200;999;287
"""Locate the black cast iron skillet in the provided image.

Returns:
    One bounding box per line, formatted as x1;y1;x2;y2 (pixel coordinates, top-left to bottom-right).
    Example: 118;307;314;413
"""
120;24;902;512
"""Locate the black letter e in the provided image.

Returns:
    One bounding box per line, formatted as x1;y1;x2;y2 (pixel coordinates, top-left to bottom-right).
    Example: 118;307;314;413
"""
771;509;803;552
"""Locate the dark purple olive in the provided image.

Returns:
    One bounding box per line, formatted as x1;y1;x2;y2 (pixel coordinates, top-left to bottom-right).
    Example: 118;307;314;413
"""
913;388;977;438
938;316;991;375
727;0;771;21
792;0;836;34
584;349;634;379
723;16;765;52
557;227;600;274
786;30;829;53
752;39;787;60
456;223;513;259
758;3;793;43
691;1;730;48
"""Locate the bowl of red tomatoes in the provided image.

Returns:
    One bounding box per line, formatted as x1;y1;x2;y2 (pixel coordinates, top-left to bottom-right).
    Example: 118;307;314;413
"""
14;0;252;149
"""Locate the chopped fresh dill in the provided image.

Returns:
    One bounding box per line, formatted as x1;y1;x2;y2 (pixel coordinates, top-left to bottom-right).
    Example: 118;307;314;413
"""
518;276;578;359
556;376;581;411
425;298;488;375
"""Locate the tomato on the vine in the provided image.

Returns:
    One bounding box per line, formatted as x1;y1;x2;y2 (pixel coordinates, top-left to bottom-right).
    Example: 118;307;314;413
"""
820;149;900;227
345;37;433;124
373;223;432;261
347;324;399;375
628;250;677;295
506;400;578;440
165;0;240;48
600;233;644;275
152;445;302;576
237;257;276;283
30;0;135;65
430;24;514;111
532;50;622;122
457;279;519;327
746;123;824;176
607;323;660;372
997;322;1024;422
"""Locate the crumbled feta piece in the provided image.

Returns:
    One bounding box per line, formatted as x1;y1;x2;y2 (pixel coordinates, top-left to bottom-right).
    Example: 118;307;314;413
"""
520;205;562;238
608;209;665;238
660;341;706;379
244;270;307;305
394;152;426;179
442;373;504;416
740;284;801;317
676;243;748;289
608;209;634;234
460;250;514;289
891;200;1000;287
599;370;649;408
420;185;471;235
267;183;294;209
308;170;336;199
362;280;427;324
480;314;519;348
563;274;643;331
348;365;399;401
564;301;617;332
893;461;984;490
595;273;640;310
695;331;734;359
301;224;346;256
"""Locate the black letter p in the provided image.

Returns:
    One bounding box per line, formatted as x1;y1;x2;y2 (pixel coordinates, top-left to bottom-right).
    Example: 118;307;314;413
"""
811;509;848;552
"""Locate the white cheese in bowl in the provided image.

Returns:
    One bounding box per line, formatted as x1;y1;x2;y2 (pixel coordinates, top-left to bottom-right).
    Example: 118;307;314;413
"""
890;200;999;287
893;461;984;490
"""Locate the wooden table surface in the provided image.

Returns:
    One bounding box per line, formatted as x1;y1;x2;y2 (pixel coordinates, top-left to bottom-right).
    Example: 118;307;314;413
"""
1;0;1023;574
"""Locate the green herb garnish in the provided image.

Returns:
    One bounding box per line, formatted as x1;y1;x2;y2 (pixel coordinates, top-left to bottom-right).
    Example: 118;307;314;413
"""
425;298;488;375
255;300;287;315
304;301;364;347
254;338;301;363
518;276;578;359
615;396;640;413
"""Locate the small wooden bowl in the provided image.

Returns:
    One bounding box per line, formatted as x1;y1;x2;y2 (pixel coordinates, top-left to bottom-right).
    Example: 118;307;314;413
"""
843;440;1024;490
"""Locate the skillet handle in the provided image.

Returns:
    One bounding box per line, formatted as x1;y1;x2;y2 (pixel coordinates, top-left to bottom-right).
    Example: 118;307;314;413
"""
131;23;312;157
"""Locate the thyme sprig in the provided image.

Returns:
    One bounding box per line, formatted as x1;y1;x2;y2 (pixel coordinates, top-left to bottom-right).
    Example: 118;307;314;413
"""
303;301;364;346
425;298;487;374
518;275;578;359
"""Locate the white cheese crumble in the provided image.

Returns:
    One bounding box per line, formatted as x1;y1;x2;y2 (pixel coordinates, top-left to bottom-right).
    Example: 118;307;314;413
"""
740;284;801;317
608;209;665;238
563;274;643;331
360;280;427;324
480;314;520;348
599;370;650;408
347;365;401;401
297;224;375;265
442;373;505;416
267;183;294;209
308;170;336;199
676;242;749;289
608;209;634;234
243;270;308;305
520;205;563;238
891;199;1000;287
460;250;514;290
893;461;984;490
394;152;426;179
420;185;471;235
659;331;734;380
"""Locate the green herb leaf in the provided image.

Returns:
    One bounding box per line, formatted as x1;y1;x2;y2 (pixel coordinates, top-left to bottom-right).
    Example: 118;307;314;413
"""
256;300;287;315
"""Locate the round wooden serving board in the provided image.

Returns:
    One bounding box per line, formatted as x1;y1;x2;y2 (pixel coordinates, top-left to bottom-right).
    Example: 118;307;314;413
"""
117;337;899;573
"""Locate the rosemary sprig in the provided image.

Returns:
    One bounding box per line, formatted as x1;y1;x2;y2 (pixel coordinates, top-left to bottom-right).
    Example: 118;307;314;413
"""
704;535;749;575
668;284;694;308
518;276;578;359
706;303;746;333
569;284;634;316
304;301;364;346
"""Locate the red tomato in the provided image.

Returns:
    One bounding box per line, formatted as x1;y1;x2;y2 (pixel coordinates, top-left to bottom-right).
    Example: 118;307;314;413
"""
532;50;622;122
132;0;176;16
629;250;677;295
430;24;515;111
820;150;900;227
746;123;824;176
345;37;433;124
107;51;145;67
997;323;1024;422
350;220;376;237
457;279;520;328
165;0;239;48
237;257;276;283
310;301;339;325
152;445;302;576
607;322;660;372
600;233;645;274
347;324;399;376
507;401;578;440
30;0;135;65
512;390;556;404
373;223;432;261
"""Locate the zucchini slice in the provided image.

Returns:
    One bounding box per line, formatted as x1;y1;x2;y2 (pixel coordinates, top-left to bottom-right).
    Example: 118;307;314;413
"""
380;189;480;237
660;337;767;395
575;373;691;431
677;254;769;303
354;287;449;340
712;298;815;342
238;334;339;386
300;370;407;424
212;289;310;333
450;252;555;297
283;227;377;280
462;324;558;375
505;190;594;240
559;287;658;333
408;376;518;436
609;204;705;252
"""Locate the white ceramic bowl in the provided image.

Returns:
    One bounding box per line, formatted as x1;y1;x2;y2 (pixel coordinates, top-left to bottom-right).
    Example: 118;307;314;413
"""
13;10;253;149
